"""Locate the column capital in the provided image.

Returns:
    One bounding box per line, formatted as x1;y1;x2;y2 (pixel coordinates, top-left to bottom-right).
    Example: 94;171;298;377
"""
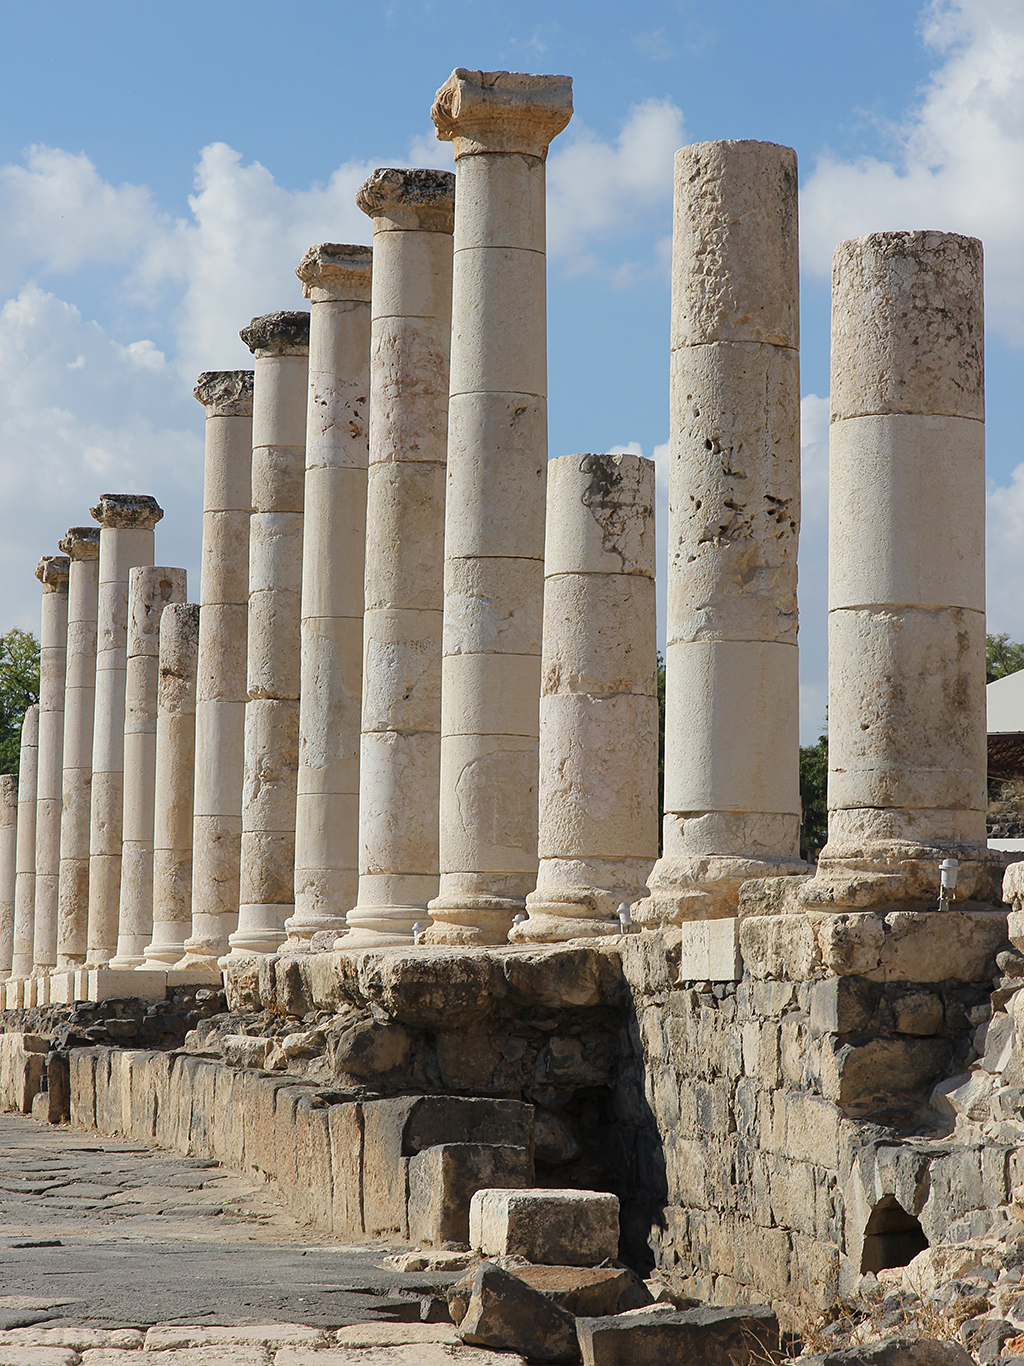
90;494;164;530
295;245;372;304
240;310;311;356
431;68;572;160
356;168;455;234
194;370;254;417
58;526;100;560
35;555;70;591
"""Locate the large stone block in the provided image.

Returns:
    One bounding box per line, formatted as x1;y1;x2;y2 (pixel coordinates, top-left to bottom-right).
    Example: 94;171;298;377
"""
328;1102;364;1240
576;1304;781;1366
470;1188;619;1266
408;1143;533;1247
457;1262;579;1365
820;1035;953;1116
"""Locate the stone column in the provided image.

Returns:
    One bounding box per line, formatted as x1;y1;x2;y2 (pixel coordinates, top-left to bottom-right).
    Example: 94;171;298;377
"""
802;231;1001;909
56;526;100;968
638;140;806;929
86;494;163;966
10;705;39;980
285;245;372;947
513;453;658;941
175;371;253;971
32;554;70;974
424;68;573;945
144;603;199;967
110;565;187;968
227;312;309;958
0;775;18;980
339;169;454;948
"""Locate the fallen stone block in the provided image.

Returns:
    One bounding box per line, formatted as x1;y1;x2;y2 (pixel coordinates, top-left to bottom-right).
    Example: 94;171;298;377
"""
458;1261;580;1364
509;1264;653;1317
408;1143;533;1247
381;1249;479;1273
793;1338;973;1366
470;1188;619;1266
575;1304;780;1366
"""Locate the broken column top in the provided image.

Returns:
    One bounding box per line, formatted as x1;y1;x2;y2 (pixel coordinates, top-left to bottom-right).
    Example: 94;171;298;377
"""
194;370;255;417
58;526;101;560
831;230;984;423
239;310;311;357
356;167;456;233
128;566;187;657
158;603;200;712
295;245;373;304
1;773;17;809
90;494;164;530
35;555;70;591
432;68;573;160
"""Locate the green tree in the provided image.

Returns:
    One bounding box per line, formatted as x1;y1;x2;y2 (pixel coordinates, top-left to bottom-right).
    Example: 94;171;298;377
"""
0;628;41;775
987;633;1024;683
799;727;828;861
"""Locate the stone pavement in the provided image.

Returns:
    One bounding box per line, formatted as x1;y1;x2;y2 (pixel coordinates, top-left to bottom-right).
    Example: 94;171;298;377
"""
0;1115;523;1365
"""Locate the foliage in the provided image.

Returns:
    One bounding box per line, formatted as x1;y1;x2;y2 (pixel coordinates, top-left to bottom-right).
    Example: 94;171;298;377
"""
987;632;1024;683
0;628;41;775
799;727;828;861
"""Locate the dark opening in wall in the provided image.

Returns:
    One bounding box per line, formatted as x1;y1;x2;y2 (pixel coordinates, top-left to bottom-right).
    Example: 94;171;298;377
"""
861;1195;929;1273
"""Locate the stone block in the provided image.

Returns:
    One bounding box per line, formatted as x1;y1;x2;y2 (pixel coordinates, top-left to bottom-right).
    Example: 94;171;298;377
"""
808;977;879;1036
68;1048;98;1129
85;968;167;1002
408;1143;533;1247
798;1339;972;1366
576;1304;781;1366
978;1010;1015;1073
507;1264;653;1317
457;1262;579;1364
678;919;741;982
306;1100;335;1232
822;1035;953;1115
46;971;76;1005
4;978;25;1009
328;1102;364;1240
0;1033;47;1114
470;1188;619;1266
272;1082;305;1205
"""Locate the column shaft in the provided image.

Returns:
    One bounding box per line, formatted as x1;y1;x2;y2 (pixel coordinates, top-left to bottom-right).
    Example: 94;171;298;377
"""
0;775;18;980
86;494;163;966
111;565;186;967
177;371;253;970
425;68;573;945
145;602;199;967
286;245;372;946
228;312;310;957
56;527;100;968
515;453;658;941
639;140;806;927
11;706;39;979
802;231;1000;909
32;554;70;972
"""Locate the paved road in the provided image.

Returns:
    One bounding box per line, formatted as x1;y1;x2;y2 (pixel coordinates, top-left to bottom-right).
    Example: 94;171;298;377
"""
0;1114;451;1331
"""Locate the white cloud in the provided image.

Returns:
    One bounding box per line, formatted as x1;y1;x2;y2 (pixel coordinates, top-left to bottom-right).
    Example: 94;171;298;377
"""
800;0;1024;342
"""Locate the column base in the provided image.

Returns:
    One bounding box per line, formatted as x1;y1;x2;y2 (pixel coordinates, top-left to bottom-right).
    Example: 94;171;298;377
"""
223;909;289;959
174;932;228;974
142;942;190;969
635;852;809;925
798;842;1008;912
107;953;148;971
334;904;423;949
509;909;621;942
282;911;350;953
422;895;522;946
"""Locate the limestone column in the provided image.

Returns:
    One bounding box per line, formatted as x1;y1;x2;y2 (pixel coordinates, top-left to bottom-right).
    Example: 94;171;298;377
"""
86;494;163;966
227;312;309;957
637;140;807;928
32;554;70;974
285;245;372;947
175;371;253;971
513;453;658;941
801;232;1000;909
144;603;199;967
10;706;39;980
338;169;454;948
424;68;573;945
0;775;18;980
56;526;100;968
110;565;187;968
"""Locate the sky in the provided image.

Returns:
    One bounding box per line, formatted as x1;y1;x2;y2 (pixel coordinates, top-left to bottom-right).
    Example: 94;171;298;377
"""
0;0;1022;744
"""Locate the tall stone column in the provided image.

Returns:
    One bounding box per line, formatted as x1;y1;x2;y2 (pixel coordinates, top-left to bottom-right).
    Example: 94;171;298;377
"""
339;169;454;949
802;232;1001;909
514;452;658;941
86;495;163;966
10;705;39;980
227;312;309;958
110;565;187;968
285;245;372;948
424;68;573;945
0;775;18;980
144;603;199;967
56;526;101;968
638;140;806;929
176;371;253;971
32;554;70;973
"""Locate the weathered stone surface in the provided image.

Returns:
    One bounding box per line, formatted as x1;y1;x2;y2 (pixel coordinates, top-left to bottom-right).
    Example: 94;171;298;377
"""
407;1143;533;1247
239;311;310;356
457;1261;579;1364
470;1188;619;1266
505;1264;653;1317
577;1304;780;1366
796;1339;973;1366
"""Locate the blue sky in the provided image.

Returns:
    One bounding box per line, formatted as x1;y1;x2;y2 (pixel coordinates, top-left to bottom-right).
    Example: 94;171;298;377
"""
1;0;1022;742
